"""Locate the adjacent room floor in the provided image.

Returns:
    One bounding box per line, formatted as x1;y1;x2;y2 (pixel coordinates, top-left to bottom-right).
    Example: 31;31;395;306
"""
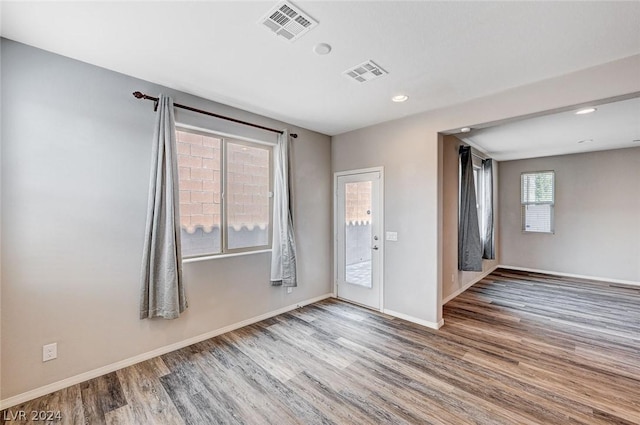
3;269;639;424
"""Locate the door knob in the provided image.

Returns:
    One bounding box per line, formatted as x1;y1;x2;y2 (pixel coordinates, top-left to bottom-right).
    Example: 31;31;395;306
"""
372;245;379;250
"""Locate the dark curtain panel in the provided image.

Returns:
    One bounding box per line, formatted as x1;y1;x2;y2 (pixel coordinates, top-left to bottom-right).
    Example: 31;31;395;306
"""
482;158;495;259
458;146;483;271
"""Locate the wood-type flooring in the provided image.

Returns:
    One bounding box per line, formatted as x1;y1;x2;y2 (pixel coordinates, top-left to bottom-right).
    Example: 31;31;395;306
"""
3;269;640;424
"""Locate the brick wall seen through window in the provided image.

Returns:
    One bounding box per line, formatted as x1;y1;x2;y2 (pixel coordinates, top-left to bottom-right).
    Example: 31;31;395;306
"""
176;129;271;257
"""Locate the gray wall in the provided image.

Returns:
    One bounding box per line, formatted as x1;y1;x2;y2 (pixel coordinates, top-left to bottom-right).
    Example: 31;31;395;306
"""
441;136;499;301
1;39;332;399
499;147;640;282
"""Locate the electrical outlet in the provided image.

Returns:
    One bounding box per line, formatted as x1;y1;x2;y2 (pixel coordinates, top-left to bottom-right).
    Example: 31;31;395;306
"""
43;343;57;362
287;287;293;294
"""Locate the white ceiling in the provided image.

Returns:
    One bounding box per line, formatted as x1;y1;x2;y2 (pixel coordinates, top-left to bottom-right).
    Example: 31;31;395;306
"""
2;1;640;137
460;96;640;161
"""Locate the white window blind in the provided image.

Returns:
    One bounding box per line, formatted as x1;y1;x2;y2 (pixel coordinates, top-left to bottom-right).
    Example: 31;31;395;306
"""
521;171;554;233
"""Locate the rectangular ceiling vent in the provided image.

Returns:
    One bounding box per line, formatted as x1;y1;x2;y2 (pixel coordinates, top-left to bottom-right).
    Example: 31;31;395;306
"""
259;1;318;42
343;60;388;83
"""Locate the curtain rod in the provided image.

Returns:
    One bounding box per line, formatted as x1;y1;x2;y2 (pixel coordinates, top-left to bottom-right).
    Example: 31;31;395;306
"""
472;152;489;161
461;144;491;161
132;92;298;139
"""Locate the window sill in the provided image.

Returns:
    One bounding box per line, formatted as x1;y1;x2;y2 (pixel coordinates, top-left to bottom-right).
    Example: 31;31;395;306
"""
522;231;555;235
182;249;272;264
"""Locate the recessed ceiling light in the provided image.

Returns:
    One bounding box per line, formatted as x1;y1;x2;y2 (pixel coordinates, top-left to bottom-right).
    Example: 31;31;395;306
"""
575;107;597;115
577;139;593;144
460;127;471;133
392;95;408;103
313;43;331;55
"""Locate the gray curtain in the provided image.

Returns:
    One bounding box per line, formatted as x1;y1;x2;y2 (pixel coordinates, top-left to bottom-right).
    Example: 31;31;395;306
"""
139;94;188;319
270;130;298;287
458;146;482;271
482;158;495;259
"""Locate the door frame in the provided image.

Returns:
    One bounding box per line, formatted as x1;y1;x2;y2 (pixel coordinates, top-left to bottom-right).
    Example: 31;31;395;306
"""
333;166;384;312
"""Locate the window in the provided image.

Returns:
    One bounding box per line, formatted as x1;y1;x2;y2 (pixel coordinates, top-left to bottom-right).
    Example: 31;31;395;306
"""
473;163;484;243
176;128;272;257
521;171;554;233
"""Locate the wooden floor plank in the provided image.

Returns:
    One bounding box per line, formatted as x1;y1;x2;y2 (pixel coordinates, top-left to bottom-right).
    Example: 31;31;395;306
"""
115;361;184;425
3;268;639;424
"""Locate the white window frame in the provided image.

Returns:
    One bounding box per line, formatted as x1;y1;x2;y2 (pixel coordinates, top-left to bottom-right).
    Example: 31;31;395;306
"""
176;125;273;258
472;159;485;244
521;170;555;234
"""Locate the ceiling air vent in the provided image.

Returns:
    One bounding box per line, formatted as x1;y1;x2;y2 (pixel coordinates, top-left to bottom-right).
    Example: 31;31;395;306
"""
343;60;388;83
260;1;318;42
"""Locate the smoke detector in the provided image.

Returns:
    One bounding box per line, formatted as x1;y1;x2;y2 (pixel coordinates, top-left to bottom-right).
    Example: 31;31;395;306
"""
259;1;318;42
344;60;388;83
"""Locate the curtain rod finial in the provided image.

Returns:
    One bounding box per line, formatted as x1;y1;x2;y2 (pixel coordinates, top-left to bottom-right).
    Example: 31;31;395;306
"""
291;133;298;139
133;91;144;99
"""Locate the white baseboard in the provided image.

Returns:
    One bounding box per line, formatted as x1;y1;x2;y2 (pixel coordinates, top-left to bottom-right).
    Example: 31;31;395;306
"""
383;309;444;330
498;265;640;287
442;264;499;305
0;293;333;410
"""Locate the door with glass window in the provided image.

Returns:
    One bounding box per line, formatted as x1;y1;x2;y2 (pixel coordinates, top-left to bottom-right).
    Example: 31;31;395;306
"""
335;170;382;310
